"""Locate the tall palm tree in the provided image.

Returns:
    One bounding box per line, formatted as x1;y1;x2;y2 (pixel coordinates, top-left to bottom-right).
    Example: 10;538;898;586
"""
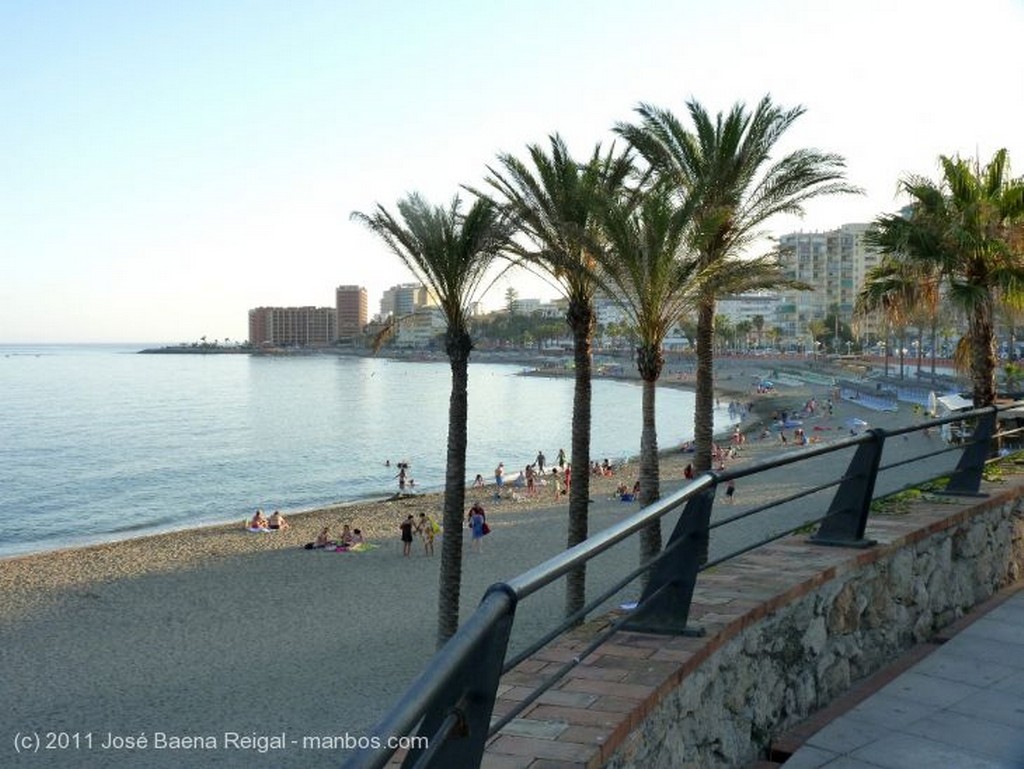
591;181;698;564
867;150;1024;406
351;193;514;646
616;96;858;472
478;135;632;618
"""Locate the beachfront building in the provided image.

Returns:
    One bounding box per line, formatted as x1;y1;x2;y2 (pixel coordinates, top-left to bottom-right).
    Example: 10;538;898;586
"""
380;283;436;319
775;223;882;347
393;307;446;348
248;306;337;348
335;285;368;340
717;292;781;346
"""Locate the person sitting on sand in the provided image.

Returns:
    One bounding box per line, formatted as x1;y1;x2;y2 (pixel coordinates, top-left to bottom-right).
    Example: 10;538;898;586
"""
339;524;354;547
474;473;484;488
267;510;288;530
351;528;364;544
313;526;333;548
249;509;268;531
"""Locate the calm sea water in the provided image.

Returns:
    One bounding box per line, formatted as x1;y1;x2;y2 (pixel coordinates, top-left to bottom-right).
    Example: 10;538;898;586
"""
0;344;737;558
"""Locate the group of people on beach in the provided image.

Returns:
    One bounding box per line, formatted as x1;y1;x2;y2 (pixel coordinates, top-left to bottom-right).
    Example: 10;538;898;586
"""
398;502;493;557
307;523;365;550
400;512;440;557
486;449;576;502
248;509;288;532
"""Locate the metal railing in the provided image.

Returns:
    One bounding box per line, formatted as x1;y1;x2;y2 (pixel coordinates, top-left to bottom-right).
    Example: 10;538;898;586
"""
342;403;1024;769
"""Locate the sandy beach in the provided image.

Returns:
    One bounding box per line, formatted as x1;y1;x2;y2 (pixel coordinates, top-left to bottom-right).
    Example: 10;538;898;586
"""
0;360;911;768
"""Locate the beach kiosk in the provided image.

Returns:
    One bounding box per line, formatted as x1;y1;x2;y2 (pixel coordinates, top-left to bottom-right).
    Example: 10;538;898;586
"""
934;393;974;443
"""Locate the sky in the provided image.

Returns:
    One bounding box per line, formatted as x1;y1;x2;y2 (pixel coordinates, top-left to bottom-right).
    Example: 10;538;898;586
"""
2;0;1023;344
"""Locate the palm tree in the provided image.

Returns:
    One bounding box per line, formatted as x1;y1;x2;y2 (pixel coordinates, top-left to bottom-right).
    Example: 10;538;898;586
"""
866;150;1024;406
752;314;765;348
616;95;858;473
735;320;754;352
478;135;632;618
591;180;698;564
351;193;514;646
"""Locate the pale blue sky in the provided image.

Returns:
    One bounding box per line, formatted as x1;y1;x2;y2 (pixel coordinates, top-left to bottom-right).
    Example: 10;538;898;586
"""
3;0;1022;343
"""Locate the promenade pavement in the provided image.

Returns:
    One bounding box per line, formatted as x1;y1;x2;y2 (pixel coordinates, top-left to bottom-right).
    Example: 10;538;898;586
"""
772;584;1024;769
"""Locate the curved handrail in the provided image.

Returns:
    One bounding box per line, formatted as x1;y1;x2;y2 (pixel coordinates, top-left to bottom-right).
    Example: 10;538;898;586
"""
343;402;1020;768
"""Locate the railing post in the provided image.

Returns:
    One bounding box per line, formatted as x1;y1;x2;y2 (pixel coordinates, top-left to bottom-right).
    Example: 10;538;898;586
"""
399;585;517;769
937;407;996;497
809;429;884;548
620;488;713;636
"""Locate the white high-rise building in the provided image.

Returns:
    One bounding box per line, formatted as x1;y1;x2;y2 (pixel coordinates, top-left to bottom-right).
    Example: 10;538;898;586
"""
776;223;881;345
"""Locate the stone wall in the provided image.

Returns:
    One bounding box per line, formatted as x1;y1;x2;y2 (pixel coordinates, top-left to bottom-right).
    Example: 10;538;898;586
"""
604;492;1024;769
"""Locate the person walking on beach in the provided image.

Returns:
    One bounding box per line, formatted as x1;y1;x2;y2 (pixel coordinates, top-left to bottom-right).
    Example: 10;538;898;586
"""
400;515;414;557
725;478;736;504
396;464;408;493
525;463;536;496
551;468;561;500
468;503;486;553
536;450;546;475
557;448;566;469
563;464;572;496
494;462;505;490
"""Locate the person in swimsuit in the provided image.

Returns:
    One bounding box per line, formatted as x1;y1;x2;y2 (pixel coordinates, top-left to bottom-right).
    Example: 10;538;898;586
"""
249;509;268;531
314;526;332;548
267;510;288;530
400;515;414;557
418;513;436;556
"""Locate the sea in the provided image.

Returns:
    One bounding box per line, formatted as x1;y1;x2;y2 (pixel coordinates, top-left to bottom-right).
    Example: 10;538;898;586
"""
0;344;739;559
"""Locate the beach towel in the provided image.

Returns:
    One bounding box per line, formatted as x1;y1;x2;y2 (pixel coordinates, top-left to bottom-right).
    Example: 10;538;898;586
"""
335;542;380;553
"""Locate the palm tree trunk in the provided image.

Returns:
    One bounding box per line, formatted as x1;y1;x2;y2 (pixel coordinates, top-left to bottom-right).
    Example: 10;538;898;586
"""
970;302;998;407
436;331;471;646
917;326;924;375
637;345;663;566
693;298;716;473
565;300;594;619
930;319;938;378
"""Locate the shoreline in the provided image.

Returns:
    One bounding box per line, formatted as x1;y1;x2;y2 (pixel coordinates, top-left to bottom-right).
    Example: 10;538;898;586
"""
0;361;832;619
0;368;918;764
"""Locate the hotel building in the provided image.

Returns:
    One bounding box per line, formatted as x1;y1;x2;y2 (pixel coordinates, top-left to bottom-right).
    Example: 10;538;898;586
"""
248;306;337;347
335;285;368;340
